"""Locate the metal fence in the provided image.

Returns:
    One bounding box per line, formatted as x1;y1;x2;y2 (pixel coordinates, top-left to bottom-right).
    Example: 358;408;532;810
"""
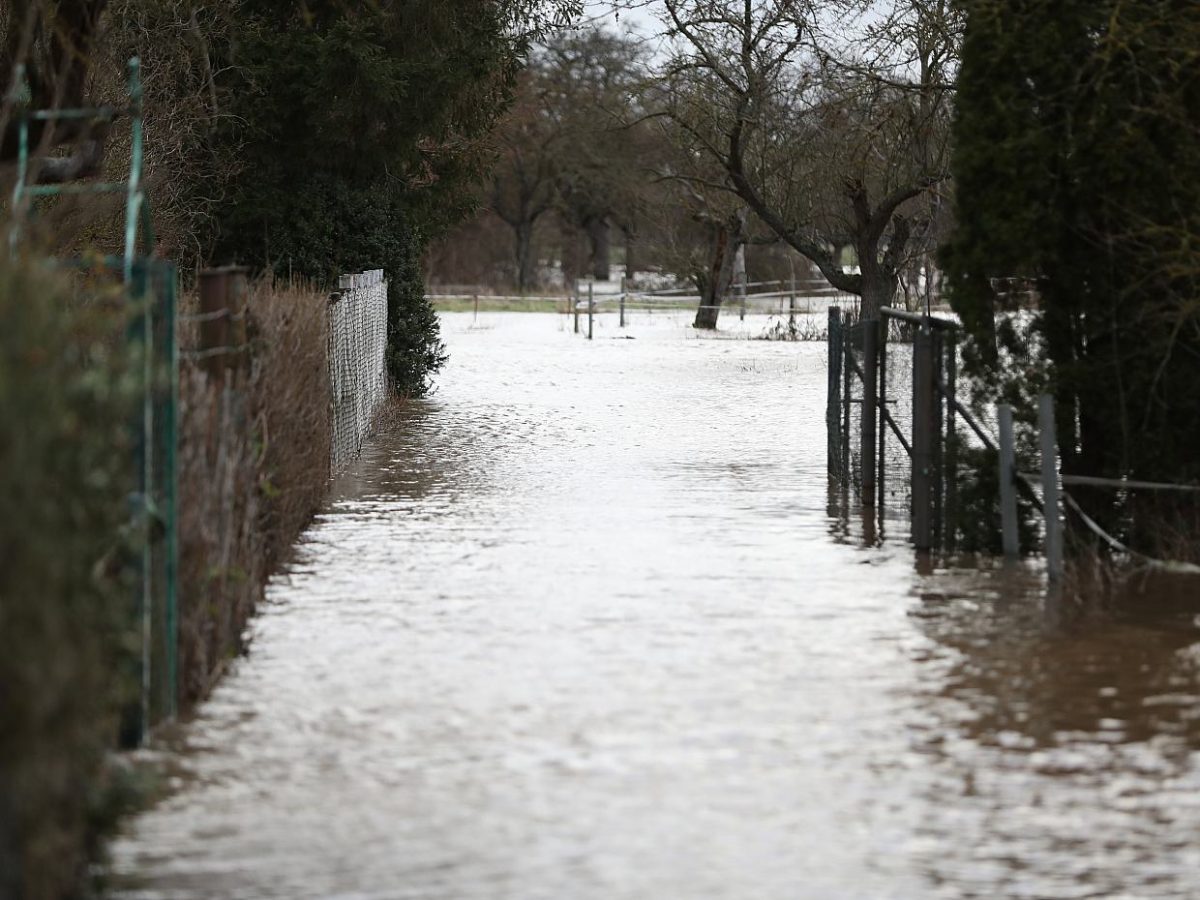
830;307;1002;554
328;269;388;471
9;57;181;744
426;276;857;336
828;306;1200;576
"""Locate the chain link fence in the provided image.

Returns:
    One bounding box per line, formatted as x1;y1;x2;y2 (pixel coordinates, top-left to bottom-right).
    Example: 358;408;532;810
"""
328;269;388;472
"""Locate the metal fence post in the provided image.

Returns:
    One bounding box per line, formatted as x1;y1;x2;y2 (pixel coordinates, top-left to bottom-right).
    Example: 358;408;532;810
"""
1039;394;1064;580
827;307;842;479
228;267;249;383
198;268;230;385
931;329;945;548
789;274;797;329
573;283;580;334
588;279;594;341
620;276;626;328
841;322;852;482
998;403;1019;559
878;316;888;510
862;318;878;508
912;325;934;551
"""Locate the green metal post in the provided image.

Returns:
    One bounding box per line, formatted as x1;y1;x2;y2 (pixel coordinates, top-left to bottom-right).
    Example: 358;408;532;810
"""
124;58;146;283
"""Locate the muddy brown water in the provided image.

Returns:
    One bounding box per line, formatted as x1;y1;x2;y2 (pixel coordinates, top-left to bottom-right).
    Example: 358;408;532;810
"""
110;312;1200;899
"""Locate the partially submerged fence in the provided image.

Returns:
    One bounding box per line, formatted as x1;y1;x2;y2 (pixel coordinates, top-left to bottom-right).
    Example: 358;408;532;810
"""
828;306;1200;577
328;269;388;471
830;306;1015;553
426;276;854;337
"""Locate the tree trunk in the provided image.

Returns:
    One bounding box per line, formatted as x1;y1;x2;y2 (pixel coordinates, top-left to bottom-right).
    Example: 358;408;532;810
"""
623;226;637;281
515;221;534;293
586;216;610;281
561;220;582;292
859;270;896;322
694;224;739;330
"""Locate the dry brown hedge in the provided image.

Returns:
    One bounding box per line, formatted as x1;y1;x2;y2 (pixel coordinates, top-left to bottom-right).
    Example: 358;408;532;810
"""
177;280;330;705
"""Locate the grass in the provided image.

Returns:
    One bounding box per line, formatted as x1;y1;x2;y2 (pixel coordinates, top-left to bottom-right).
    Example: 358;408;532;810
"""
429;295;570;313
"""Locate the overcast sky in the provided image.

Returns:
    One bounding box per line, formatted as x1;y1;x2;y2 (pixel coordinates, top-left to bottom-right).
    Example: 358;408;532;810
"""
580;1;662;36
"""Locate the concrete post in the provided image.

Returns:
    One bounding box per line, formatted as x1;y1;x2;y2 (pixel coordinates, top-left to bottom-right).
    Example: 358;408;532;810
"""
998;404;1019;559
1039;394;1064;581
944;331;958;552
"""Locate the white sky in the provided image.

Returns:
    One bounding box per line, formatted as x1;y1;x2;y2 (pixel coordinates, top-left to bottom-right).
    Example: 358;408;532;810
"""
580;1;663;36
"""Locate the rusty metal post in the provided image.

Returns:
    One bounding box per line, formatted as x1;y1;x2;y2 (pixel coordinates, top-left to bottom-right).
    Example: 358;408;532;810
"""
198;268;231;385
227;267;249;381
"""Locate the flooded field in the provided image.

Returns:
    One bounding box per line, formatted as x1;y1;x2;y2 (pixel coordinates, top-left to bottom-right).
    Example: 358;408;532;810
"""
110;311;1200;899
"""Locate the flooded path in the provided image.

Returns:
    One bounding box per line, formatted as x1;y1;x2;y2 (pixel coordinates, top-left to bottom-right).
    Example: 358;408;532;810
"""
111;312;1200;898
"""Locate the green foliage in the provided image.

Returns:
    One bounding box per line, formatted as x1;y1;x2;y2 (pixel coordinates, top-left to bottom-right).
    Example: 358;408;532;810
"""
952;446;1038;555
202;0;578;394
0;256;138;898
943;0;1200;550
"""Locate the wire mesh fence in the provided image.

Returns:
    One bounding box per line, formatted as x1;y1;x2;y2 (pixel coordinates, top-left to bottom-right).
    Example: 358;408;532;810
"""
328;269;388;472
829;308;970;550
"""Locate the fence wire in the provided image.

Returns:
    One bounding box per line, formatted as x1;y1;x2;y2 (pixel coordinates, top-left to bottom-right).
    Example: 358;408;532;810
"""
328;269;388;472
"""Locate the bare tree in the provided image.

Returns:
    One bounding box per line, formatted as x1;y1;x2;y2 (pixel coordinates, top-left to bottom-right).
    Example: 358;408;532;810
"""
2;1;111;180
488;71;561;291
651;0;958;319
542;28;651;283
643;121;753;327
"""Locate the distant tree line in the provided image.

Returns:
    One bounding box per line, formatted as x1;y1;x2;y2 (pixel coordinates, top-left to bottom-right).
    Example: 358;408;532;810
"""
431;2;958;327
437;0;1200;553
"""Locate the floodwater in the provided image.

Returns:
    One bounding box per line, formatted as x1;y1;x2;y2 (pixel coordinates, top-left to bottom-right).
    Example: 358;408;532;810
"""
110;311;1200;899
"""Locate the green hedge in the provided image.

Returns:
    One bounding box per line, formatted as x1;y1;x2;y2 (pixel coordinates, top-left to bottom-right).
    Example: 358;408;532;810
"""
0;257;139;898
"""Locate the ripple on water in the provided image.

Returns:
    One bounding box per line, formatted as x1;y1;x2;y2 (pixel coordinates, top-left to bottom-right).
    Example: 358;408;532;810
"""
110;313;1200;900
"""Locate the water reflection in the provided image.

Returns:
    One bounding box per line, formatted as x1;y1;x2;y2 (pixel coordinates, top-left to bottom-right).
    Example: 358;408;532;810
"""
109;313;1200;899
906;565;1200;897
